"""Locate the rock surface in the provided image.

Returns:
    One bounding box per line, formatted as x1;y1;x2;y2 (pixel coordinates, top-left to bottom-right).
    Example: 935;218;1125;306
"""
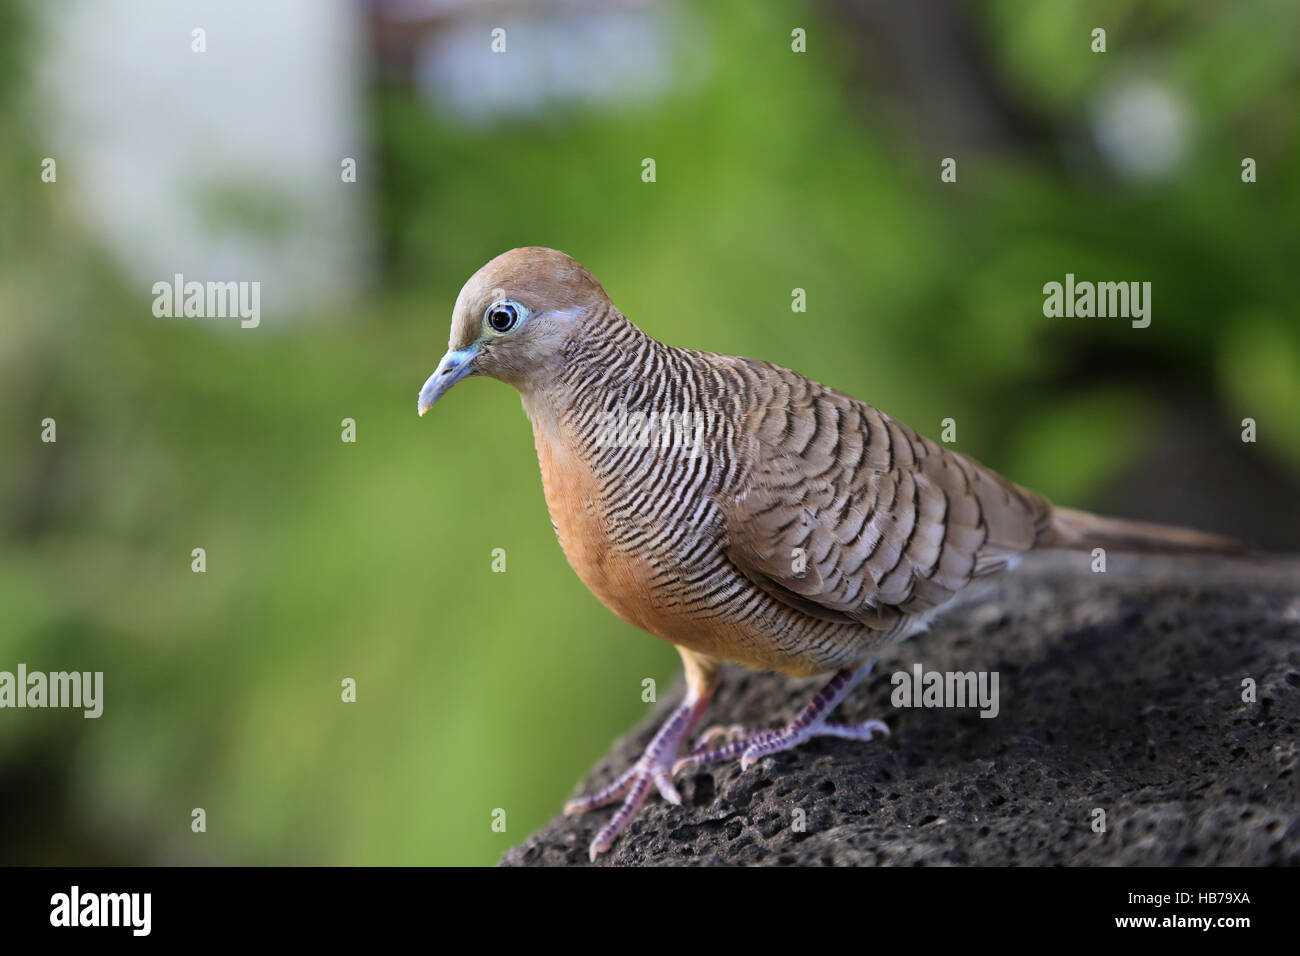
501;552;1300;866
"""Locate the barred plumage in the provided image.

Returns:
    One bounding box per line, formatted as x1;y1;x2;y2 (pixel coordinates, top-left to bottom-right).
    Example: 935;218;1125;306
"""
536;304;1059;675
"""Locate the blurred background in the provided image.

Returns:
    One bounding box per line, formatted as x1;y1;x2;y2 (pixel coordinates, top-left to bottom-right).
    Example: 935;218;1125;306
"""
1;0;1297;865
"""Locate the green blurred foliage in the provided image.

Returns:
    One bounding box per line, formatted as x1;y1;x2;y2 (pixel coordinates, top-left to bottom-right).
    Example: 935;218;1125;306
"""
1;0;1296;864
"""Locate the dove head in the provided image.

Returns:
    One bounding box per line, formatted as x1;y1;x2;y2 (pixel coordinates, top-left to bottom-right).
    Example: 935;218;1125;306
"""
418;247;611;415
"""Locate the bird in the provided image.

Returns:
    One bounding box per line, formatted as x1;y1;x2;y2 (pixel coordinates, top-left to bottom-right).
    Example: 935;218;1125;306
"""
417;247;1238;861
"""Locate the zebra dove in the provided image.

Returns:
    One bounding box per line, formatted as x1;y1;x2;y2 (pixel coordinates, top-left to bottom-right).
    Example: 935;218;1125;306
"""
417;247;1237;860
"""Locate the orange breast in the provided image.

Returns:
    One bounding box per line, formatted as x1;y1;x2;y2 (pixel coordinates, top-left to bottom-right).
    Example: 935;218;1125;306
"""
530;422;827;672
531;426;663;635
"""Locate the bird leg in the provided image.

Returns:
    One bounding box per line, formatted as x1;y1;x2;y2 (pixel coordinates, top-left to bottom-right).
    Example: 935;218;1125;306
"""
675;659;888;773
563;685;713;860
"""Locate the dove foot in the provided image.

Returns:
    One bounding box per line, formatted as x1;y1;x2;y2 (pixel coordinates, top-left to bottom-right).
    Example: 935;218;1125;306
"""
563;686;711;860
674;659;887;773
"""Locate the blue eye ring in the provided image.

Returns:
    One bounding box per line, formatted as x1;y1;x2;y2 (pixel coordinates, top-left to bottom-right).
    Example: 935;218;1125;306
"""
485;300;524;334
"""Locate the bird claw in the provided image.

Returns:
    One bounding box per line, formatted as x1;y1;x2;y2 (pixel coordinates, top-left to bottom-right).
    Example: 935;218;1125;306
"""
565;755;685;860
680;662;887;773
652;765;682;806
563;754;679;815
691;718;890;772
692;723;753;752
564;690;712;859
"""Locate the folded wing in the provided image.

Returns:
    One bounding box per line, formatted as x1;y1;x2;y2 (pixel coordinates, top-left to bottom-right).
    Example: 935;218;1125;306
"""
721;362;1052;631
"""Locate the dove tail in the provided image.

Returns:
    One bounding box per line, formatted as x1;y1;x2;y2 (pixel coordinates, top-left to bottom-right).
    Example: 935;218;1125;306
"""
1041;507;1242;555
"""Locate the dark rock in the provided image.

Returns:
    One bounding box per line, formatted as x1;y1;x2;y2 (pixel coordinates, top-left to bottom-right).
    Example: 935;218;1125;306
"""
501;552;1300;866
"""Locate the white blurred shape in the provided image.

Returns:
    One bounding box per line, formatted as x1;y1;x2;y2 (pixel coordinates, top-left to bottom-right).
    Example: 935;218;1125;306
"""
32;0;372;323
414;4;685;124
1089;75;1190;183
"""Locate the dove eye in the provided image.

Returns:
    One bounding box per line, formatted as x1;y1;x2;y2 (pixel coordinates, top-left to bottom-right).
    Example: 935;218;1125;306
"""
485;301;524;334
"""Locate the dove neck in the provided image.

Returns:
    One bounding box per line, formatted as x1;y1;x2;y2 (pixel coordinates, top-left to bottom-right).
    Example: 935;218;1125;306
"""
524;306;691;424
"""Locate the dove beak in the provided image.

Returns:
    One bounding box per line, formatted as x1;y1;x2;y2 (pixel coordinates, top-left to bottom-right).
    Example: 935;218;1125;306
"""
417;346;478;416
